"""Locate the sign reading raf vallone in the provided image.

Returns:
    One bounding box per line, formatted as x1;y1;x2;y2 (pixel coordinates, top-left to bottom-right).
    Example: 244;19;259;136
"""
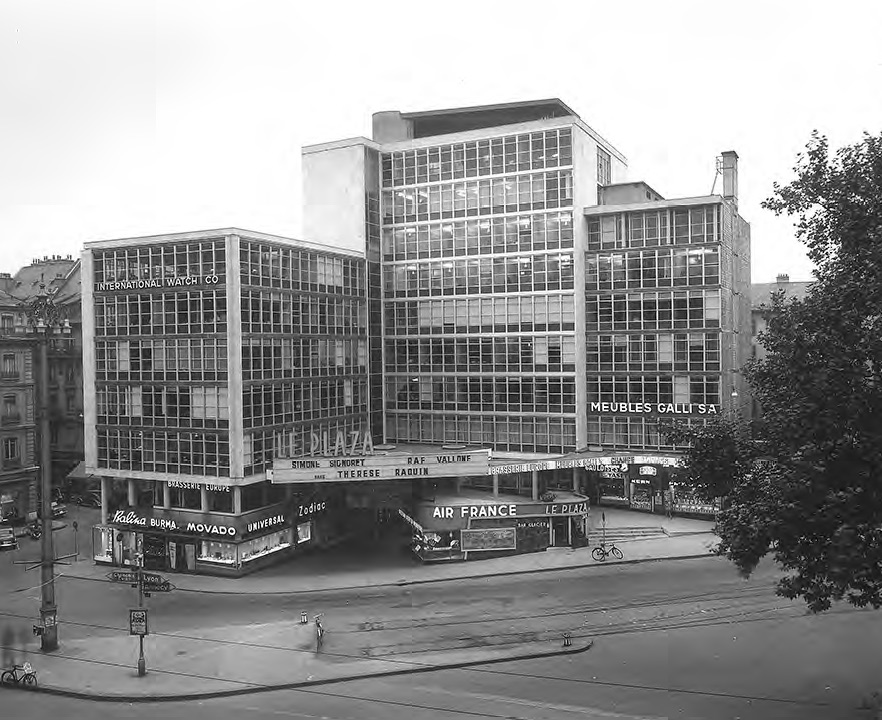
270;429;490;483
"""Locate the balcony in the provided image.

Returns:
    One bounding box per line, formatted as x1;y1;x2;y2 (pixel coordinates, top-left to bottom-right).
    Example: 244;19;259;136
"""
1;370;19;380
1;413;22;426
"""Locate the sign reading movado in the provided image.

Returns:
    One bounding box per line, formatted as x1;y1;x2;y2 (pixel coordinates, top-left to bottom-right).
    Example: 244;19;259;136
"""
590;402;719;415
110;510;236;537
95;275;220;292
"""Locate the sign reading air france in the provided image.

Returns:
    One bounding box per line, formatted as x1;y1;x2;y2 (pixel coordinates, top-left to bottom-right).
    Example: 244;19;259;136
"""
271;449;491;484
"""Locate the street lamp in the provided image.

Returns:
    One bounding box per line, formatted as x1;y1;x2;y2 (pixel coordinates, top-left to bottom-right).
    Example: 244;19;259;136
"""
14;282;73;652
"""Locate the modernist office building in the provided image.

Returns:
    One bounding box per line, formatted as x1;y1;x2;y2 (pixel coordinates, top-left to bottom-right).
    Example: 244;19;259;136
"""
303;99;751;515
82;229;368;575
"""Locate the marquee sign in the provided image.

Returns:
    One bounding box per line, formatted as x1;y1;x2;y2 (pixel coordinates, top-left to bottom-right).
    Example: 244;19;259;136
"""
271;449;490;484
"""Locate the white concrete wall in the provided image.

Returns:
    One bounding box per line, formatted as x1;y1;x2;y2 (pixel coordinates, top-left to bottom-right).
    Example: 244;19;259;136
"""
81;249;97;474
302;142;367;253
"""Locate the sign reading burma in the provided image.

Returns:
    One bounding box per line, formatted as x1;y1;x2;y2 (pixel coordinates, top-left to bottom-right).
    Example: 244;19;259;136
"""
271;449;491;484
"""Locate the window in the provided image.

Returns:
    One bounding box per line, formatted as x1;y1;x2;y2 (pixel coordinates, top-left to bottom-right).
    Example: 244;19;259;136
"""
2;354;16;378
3;436;20;462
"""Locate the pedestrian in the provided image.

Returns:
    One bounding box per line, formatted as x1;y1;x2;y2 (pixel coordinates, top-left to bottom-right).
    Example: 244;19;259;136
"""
665;487;674;519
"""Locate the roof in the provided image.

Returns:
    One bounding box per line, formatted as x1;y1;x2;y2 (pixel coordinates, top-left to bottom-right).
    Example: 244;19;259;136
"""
585;195;725;216
83;228;364;259
751;280;814;309
11;257;77;301
398;98;580;139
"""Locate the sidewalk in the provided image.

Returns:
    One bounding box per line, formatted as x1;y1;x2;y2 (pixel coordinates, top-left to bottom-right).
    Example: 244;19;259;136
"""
0;507;717;700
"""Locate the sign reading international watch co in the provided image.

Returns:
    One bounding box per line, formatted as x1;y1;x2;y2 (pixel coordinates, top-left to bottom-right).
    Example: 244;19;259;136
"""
271;449;491;484
94;274;220;292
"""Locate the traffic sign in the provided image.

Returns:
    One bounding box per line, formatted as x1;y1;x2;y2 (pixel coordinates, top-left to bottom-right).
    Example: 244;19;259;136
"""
129;608;149;636
142;580;175;593
107;571;139;583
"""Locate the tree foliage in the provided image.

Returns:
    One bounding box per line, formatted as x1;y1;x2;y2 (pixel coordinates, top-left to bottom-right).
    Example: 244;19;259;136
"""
660;416;759;504
716;130;882;612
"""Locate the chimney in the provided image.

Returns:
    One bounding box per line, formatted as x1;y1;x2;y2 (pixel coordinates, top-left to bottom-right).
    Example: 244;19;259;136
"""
776;273;789;284
721;151;738;209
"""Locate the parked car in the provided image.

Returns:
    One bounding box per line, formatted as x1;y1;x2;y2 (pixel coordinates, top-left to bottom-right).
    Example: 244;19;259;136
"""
37;502;68;519
72;491;101;508
0;527;18;551
0;508;24;527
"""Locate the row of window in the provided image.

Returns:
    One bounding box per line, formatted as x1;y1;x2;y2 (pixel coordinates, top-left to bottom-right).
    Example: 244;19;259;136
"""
96;339;228;380
384;295;576;335
93;241;225;284
587;333;721;373
389;376;577;414
385;253;575;297
151;482;236;514
587;375;721;407
243;379;368;429
241;292;366;336
240;241;364;295
586;247;720;290
588;416;702;451
381;129;573;187
95;291;227;336
586;290;721;332
97;386;230;427
246;415;367;473
96;429;231;476
386;412;576;454
587;206;719;250
382;212;574;261
385;336;576;374
382;170;573;225
242;338;367;380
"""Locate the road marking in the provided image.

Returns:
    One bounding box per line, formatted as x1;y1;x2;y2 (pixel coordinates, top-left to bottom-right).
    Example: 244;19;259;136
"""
406;684;670;718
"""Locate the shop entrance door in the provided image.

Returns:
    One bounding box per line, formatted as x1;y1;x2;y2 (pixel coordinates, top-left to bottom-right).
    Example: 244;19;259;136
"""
551;516;570;547
142;534;168;571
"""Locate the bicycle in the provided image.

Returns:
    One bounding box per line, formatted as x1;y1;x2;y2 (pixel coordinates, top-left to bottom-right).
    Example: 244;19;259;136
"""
1;662;38;686
591;541;623;561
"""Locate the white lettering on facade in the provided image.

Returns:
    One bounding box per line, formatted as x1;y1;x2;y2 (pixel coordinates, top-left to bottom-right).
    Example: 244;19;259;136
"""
94;275;218;292
589;402;719;415
246;514;285;534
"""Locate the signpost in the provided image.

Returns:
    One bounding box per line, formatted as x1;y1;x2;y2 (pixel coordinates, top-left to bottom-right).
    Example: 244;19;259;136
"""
107;563;174;677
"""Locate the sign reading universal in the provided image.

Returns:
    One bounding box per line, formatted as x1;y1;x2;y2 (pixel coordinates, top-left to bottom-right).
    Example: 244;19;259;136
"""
94;274;220;292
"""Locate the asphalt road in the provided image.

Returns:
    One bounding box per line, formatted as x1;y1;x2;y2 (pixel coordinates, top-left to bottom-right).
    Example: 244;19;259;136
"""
2;511;881;718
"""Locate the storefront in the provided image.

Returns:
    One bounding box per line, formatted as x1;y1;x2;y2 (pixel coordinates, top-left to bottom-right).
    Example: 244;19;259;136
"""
93;504;295;577
407;490;589;562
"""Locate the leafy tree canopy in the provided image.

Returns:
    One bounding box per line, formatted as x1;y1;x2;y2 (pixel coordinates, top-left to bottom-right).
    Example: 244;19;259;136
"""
716;130;882;612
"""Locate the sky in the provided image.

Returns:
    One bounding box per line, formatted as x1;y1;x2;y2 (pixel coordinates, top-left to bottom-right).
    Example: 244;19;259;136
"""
1;0;880;283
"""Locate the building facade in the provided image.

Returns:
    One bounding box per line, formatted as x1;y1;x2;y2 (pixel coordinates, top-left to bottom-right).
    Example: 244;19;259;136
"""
82;229;368;575
0;291;38;524
301;100;751;521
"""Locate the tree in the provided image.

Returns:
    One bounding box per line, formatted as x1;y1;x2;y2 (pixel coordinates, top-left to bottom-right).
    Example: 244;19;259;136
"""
659;416;758;504
715;131;882;612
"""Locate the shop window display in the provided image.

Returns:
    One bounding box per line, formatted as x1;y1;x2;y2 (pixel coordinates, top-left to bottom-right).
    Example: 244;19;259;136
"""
93;526;114;562
241;529;292;562
296;521;312;543
198;539;236;565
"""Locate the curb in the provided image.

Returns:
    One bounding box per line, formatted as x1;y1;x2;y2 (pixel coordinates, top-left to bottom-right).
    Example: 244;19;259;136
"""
0;640;594;702
60;551;718;596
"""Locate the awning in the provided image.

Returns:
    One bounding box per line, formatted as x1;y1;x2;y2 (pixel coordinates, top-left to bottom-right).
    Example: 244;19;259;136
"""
66;461;90;481
397;508;425;534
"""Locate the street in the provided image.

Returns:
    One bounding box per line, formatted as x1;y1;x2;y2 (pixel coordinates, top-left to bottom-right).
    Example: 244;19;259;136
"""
1;508;881;718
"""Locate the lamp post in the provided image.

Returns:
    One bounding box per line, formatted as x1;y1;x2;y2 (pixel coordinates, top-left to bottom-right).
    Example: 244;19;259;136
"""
14;283;72;652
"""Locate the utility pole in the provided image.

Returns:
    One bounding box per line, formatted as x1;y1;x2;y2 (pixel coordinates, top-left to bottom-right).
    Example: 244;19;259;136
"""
13;284;76;651
137;555;147;676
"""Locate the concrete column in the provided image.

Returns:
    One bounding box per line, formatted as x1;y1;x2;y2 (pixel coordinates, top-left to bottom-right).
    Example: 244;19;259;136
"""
100;476;110;523
163;482;171;510
454;477;463;494
572;467;581;494
233;486;242;515
201;487;209;513
492;473;499;497
531;470;539;501
127;478;136;507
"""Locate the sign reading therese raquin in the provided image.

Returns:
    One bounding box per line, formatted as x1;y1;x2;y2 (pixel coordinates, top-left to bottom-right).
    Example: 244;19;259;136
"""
271;449;491;484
